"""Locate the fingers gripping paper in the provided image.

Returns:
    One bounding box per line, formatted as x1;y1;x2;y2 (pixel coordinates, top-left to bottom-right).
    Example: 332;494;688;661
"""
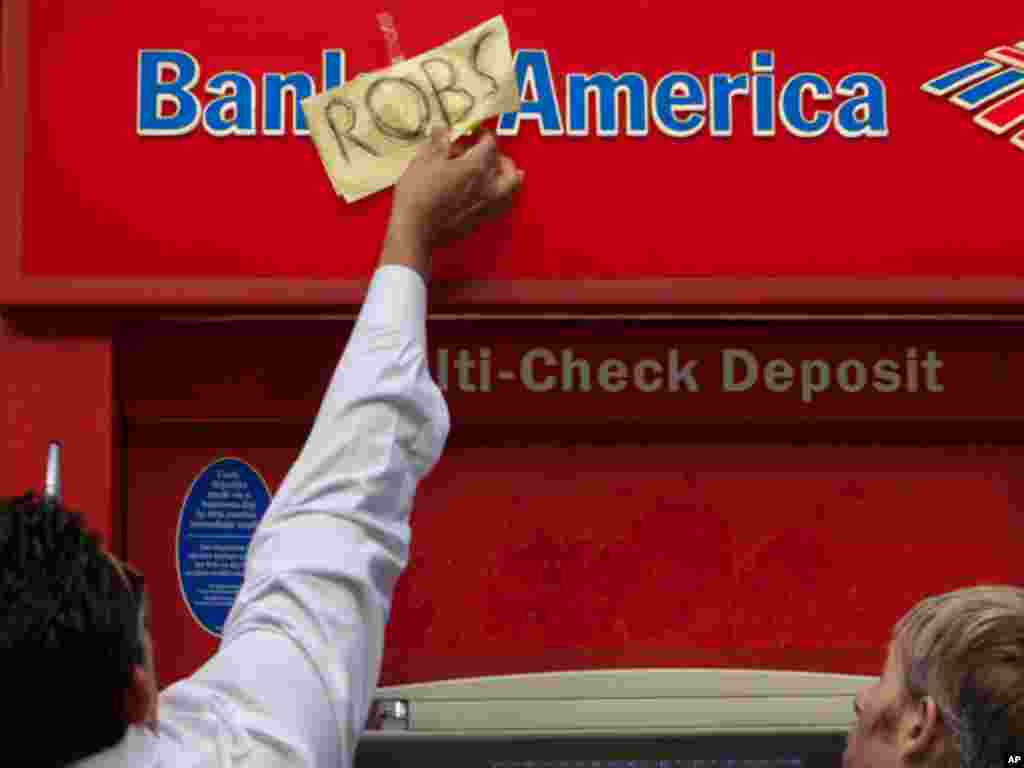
302;16;520;202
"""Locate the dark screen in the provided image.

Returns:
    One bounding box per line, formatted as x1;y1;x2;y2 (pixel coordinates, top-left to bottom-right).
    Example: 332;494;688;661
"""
355;733;847;768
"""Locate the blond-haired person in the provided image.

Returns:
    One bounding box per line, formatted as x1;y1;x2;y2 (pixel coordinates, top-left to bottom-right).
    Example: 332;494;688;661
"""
845;585;1024;768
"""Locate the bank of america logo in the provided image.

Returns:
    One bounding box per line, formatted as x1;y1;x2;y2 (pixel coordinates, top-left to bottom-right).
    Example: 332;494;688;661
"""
922;42;1024;151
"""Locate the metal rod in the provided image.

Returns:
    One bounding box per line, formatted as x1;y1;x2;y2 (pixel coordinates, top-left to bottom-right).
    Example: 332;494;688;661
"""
43;441;62;503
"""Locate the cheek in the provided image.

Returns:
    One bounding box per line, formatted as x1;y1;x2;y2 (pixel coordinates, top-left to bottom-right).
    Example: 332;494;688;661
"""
866;699;903;741
855;695;885;735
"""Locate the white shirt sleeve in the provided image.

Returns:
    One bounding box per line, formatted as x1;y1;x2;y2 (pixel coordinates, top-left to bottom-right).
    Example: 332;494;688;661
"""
154;265;451;767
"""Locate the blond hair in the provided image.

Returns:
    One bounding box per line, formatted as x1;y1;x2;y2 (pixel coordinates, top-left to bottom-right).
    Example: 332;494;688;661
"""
893;585;1024;768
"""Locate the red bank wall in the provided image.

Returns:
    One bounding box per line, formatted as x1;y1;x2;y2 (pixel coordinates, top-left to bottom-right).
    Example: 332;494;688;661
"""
1;316;119;548
4;314;1024;689
113;319;1024;689
4;0;1024;706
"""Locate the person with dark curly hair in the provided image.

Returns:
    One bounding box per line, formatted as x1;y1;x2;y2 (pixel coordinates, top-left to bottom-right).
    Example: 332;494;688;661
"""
1;128;523;768
1;492;156;764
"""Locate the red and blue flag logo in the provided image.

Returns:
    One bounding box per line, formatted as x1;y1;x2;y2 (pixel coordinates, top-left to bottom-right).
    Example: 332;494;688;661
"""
922;43;1024;150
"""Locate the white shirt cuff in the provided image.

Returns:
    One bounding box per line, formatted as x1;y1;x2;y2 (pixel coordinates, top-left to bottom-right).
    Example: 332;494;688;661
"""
356;265;428;338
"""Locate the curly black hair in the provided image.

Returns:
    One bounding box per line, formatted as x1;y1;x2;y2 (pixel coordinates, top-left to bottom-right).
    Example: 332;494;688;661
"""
1;492;144;766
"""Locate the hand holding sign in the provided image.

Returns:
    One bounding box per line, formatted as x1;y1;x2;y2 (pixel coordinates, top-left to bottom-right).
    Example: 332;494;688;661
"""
377;127;524;281
395;129;523;235
302;16;520;202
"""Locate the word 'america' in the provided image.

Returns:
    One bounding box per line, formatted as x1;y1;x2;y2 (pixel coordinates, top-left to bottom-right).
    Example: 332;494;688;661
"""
137;49;888;139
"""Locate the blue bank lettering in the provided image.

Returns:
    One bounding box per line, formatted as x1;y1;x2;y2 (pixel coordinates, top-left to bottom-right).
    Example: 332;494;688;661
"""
137;50;202;136
835;73;888;137
710;73;750;136
498;49;564;136
780;73;832;137
567;72;648;136
136;47;887;142
203;72;257;136
652;73;706;137
263;73;316;135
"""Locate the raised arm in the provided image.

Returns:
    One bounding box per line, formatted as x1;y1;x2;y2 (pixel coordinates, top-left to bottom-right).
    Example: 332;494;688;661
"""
153;129;522;768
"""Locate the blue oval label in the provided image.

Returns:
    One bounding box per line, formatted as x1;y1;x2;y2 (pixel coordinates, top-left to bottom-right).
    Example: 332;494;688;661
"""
176;457;271;637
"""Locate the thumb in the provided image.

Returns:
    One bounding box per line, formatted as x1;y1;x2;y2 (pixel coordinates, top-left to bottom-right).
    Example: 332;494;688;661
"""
424;125;450;156
459;130;498;171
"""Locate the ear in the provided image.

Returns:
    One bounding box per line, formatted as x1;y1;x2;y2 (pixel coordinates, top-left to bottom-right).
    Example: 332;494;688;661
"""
899;695;946;761
123;665;157;726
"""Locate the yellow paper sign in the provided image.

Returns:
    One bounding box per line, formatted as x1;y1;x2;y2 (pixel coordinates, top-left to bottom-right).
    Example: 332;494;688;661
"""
302;15;520;202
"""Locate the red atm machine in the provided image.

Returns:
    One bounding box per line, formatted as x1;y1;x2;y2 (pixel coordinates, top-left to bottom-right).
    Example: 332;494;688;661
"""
3;0;1024;711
